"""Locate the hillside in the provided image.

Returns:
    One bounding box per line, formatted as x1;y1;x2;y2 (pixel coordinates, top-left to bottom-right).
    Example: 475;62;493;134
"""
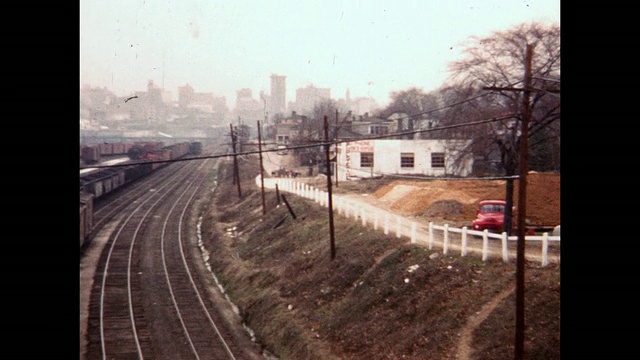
200;157;560;359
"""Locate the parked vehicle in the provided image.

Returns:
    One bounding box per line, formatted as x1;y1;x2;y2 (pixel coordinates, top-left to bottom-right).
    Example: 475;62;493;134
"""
277;145;288;155
271;167;300;178
471;200;534;235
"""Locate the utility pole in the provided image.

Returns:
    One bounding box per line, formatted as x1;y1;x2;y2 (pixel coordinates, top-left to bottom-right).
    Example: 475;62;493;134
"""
257;120;266;215
324;115;336;260
335;109;339;187
482;43;535;360
230;123;242;198
514;43;533;360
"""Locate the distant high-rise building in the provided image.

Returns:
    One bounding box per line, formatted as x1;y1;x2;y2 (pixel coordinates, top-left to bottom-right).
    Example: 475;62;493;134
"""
178;84;195;108
234;88;262;124
270;74;286;118
292;84;331;116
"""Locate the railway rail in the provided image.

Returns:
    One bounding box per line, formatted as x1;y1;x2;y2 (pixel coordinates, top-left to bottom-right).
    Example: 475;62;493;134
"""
82;143;263;360
80;141;203;250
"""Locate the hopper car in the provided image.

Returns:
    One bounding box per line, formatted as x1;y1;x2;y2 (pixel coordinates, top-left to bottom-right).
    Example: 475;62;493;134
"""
80;141;201;250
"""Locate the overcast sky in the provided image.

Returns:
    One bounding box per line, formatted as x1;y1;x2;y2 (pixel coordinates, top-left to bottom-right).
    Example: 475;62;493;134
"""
80;0;560;107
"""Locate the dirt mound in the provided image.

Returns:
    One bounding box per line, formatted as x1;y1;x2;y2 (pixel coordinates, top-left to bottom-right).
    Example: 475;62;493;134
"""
373;172;560;226
424;199;464;218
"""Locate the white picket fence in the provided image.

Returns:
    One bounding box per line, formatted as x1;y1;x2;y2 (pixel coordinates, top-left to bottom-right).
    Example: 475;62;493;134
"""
259;176;560;266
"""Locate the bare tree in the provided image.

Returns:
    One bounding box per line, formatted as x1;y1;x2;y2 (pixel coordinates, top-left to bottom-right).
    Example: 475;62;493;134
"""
380;87;442;139
445;22;560;233
293;99;345;173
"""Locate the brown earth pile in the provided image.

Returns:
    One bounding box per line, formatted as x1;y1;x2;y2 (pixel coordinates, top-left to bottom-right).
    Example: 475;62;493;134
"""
373;172;560;227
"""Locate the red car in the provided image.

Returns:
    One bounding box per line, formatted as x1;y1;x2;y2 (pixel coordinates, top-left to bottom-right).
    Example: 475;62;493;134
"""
472;200;534;235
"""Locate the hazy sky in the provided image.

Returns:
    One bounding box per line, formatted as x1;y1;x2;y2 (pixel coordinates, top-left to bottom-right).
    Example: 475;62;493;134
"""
80;0;560;107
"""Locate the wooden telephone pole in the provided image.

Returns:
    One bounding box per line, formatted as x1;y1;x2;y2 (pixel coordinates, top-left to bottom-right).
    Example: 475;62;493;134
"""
257;120;266;215
229;124;242;198
514;43;533;360
324;115;336;260
335;109;339;187
482;43;534;360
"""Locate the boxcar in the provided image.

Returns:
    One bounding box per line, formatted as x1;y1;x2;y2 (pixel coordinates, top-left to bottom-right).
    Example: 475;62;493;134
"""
99;143;114;156
81;144;101;164
112;142;126;155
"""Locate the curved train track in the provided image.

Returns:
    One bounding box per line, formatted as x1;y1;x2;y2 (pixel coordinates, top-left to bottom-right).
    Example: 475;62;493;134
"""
83;146;263;360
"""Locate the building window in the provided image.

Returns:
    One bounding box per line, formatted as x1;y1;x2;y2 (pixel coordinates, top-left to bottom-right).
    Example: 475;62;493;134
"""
431;152;445;168
360;152;374;167
401;153;415;168
370;126;389;135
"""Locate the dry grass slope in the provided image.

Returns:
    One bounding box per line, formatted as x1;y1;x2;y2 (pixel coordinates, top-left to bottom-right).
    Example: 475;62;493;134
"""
201;157;560;359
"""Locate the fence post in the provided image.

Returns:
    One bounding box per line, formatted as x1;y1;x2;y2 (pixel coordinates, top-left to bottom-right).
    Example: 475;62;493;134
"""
353;204;359;221
361;207;366;226
428;222;434;250
384;213;390;235
542;232;549;267
461;227;468;256
443;224;449;255
396;215;402;239
373;211;378;230
501;232;509;262
411;222;417;244
482;230;489;262
345;200;350;218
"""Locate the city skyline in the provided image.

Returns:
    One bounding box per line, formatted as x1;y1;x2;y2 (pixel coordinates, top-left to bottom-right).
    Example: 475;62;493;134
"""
80;1;560;108
80;77;373;109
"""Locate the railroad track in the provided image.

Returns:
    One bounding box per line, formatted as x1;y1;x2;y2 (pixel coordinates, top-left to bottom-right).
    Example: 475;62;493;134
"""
83;146;263;360
89;160;191;237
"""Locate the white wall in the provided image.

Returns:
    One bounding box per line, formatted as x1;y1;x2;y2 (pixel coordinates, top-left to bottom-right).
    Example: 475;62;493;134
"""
335;139;473;181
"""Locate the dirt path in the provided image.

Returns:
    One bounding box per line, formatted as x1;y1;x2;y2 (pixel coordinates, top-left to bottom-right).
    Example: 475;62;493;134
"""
455;286;515;360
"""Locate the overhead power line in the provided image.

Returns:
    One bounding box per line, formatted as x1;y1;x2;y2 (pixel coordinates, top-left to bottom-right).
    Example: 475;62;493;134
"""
80;112;517;172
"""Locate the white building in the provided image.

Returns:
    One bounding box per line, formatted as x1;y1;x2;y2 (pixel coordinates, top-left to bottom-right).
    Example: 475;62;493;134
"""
335;139;473;181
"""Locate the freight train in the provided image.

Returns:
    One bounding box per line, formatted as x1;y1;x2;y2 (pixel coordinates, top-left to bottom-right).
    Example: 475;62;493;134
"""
80;142;147;165
80;141;202;250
